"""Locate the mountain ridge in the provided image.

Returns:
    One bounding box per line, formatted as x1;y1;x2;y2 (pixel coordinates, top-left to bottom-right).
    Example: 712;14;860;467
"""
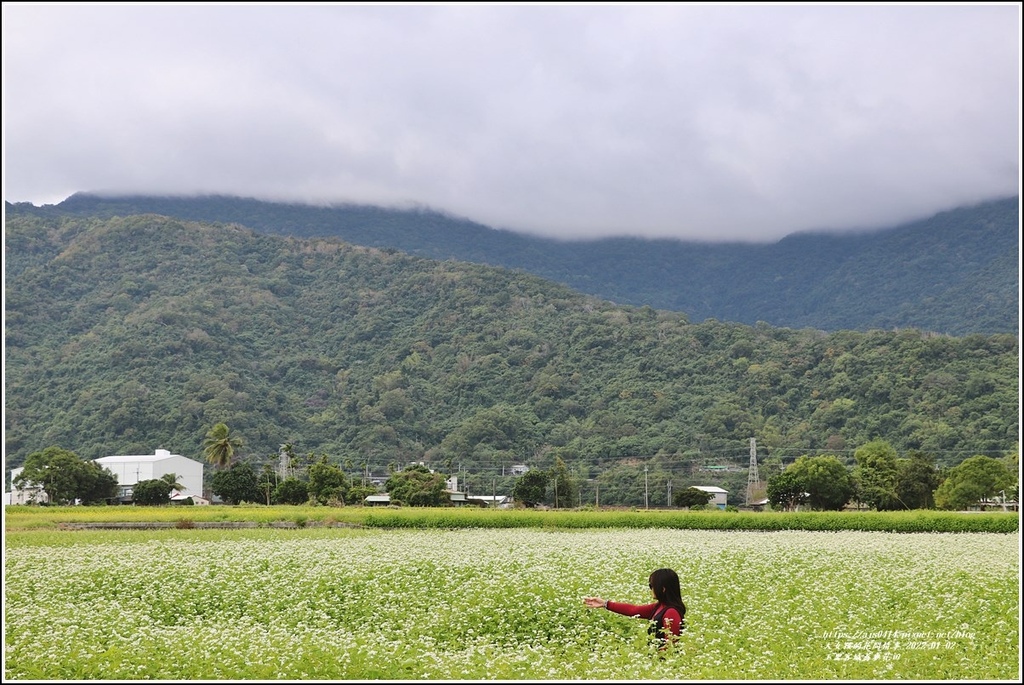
4;211;1018;482
4;192;1019;335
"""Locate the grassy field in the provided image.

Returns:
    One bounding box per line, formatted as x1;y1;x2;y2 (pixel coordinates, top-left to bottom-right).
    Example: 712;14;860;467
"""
4;503;1019;533
4;525;1018;680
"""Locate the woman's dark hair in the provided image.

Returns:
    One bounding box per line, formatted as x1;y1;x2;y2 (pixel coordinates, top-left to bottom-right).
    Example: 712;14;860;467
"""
649;568;686;618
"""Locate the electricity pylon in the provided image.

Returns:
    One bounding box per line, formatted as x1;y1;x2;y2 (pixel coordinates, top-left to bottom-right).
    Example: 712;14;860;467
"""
746;437;762;506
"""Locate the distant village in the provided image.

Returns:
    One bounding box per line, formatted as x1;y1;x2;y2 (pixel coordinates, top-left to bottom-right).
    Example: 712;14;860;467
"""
6;448;734;510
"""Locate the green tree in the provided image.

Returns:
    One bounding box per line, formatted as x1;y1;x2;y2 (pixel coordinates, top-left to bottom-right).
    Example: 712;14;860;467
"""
14;446;83;505
132;478;173;505
13;446;118;505
79;462;121;505
203;423;243;470
210;462;261;504
548;457;577;508
933;455;1015;511
853;440;901;511
674;487;714;509
308;456;350;505
347;483;379;505
766;469;808;511
787;454;855;511
434;404;540;470
894;451;940;509
273;477;309;505
384;464;449;507
160;472;184;492
512;469;549;507
1001;449;1019;502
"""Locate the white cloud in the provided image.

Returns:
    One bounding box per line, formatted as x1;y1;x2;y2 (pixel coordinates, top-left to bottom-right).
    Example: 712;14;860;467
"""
3;3;1019;242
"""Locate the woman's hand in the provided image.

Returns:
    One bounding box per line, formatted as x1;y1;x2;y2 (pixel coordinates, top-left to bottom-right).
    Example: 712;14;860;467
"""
583;596;608;609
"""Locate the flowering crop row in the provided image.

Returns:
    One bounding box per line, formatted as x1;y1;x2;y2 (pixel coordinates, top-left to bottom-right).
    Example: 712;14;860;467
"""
4;528;1019;680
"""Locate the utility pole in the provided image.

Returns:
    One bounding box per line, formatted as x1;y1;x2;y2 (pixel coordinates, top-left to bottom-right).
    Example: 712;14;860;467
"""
667;479;672;507
746;437;760;506
644;465;649;509
574;467;581;508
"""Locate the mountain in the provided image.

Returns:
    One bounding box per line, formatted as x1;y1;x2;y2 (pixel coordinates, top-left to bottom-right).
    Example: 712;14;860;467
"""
6;193;1018;335
4;212;1018;495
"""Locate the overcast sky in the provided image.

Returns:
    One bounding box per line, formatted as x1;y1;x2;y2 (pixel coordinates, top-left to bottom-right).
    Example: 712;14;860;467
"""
2;3;1020;242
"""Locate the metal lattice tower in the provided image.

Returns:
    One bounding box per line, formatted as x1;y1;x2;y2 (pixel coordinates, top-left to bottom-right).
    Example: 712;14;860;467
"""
278;444;290;481
746;437;760;506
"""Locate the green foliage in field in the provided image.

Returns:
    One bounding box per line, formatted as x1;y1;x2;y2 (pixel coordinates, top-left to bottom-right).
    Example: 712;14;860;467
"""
2;504;362;530
4;528;1018;680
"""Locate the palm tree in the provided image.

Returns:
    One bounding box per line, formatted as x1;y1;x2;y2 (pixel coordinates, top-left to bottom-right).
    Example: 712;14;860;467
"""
160;472;185;493
203;423;242;470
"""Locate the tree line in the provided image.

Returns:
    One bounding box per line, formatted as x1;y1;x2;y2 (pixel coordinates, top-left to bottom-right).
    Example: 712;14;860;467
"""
12;421;1017;512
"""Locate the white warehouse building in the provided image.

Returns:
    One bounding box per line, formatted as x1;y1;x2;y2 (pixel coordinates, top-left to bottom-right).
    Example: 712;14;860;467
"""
94;449;204;501
692;485;729;510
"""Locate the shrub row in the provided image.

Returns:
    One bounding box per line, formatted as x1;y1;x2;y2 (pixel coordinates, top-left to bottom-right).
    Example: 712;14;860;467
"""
360;508;1019;533
6;505;1018;534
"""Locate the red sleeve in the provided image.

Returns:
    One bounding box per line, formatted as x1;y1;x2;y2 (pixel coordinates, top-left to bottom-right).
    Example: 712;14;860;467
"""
661;607;683;636
605;601;658;619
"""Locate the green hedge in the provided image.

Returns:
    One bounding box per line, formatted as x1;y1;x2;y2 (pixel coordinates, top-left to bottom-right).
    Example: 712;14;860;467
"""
6;504;1018;534
361;508;1018;533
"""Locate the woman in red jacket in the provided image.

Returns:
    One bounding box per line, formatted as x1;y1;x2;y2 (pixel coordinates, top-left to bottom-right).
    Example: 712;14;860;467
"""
584;568;686;648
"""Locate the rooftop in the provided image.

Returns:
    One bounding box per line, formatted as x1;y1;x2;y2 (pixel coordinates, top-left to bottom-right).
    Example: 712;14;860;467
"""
95;450;199;464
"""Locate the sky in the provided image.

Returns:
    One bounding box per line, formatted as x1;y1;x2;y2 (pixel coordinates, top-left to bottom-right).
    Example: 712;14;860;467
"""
2;3;1020;243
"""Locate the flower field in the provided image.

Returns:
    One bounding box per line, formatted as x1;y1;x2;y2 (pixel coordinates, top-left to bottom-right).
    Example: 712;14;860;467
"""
4;527;1019;680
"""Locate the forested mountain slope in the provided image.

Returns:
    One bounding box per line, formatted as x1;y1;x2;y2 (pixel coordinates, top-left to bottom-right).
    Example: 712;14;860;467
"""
5;213;1018;497
6;193;1018;336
